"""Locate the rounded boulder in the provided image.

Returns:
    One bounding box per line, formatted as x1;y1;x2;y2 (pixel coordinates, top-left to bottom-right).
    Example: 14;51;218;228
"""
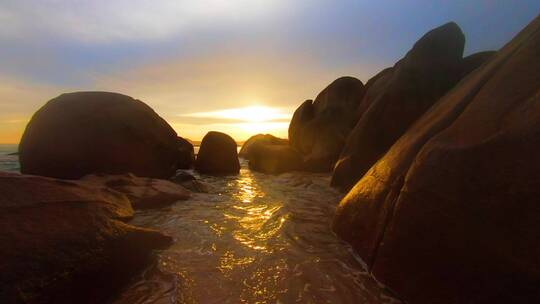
195;131;240;175
19;92;183;179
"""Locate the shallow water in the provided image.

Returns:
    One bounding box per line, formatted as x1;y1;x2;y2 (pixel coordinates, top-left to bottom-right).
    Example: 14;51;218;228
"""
0;144;19;172
0;145;399;303
114;161;400;304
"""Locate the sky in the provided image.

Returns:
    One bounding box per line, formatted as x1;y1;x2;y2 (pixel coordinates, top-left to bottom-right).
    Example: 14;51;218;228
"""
0;1;538;143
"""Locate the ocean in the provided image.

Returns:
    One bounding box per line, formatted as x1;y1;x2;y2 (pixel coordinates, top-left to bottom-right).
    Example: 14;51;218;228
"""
0;144;19;172
1;145;399;303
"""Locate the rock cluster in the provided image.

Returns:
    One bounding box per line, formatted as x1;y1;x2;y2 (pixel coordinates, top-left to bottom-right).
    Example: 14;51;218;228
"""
0;172;189;303
333;16;540;303
331;22;467;190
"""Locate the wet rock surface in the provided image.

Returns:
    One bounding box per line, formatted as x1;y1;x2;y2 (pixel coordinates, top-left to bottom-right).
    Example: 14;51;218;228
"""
0;172;173;304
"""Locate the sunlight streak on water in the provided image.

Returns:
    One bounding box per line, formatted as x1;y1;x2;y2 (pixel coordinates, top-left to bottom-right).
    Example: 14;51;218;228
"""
114;161;401;304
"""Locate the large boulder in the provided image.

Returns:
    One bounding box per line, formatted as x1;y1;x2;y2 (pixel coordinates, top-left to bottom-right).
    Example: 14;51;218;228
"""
239;134;288;159
333;16;540;304
0;172;172;304
289;77;366;172
248;143;303;174
331;22;466;191
19;92;183;179
195;131;240;175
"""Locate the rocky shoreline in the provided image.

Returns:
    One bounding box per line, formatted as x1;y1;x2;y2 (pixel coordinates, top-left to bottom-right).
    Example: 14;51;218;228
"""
1;15;539;304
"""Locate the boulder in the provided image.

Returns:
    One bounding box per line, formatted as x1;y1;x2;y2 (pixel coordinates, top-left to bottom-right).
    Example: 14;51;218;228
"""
239;134;288;159
289;77;366;172
248;144;302;174
333;16;540;304
195;131;240;175
0;172;172;304
80;173;190;209
331;22;466;191
19;92;180;179
176;136;195;169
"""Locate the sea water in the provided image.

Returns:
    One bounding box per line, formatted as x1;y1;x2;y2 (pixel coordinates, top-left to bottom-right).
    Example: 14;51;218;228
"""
0;145;399;303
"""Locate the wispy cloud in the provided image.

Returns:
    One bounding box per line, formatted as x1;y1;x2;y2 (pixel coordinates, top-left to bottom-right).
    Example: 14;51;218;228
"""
0;0;285;43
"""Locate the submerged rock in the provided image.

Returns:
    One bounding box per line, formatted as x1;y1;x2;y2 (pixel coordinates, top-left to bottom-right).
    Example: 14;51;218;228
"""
331;22;466;191
289;77;366;172
333;16;540;304
80;173;190;209
19;92;182;179
170;170;211;193
195;131;240;175
239;134;288;160
0;172;172;304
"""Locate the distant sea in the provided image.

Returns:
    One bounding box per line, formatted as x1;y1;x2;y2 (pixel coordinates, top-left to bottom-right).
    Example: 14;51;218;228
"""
0;145;243;173
0;144;19;172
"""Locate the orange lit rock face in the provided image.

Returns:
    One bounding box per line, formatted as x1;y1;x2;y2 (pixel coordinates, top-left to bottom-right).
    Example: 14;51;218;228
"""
0;172;173;304
19;92;183;179
333;16;540;304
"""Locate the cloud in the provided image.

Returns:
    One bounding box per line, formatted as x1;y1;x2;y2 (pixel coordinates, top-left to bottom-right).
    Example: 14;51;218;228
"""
183;106;292;123
0;0;285;43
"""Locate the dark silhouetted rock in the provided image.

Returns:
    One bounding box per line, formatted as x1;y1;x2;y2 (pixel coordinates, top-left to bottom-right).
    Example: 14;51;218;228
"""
289;77;366;172
19;92;181;179
80;173;190;209
239;134;288;159
248;144;303;174
0;172;172;304
195;131;240;175
176;137;195;169
459;50;496;78
332;22;466;191
333;16;540;304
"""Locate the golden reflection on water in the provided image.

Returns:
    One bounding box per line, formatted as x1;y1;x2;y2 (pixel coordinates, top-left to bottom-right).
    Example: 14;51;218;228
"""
225;173;287;252
117;164;400;304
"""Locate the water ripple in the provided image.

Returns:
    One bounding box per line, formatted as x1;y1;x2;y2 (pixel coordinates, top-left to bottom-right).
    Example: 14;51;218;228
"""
115;160;400;304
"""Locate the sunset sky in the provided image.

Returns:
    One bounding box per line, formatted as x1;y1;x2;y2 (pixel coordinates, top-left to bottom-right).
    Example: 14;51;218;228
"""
1;1;538;143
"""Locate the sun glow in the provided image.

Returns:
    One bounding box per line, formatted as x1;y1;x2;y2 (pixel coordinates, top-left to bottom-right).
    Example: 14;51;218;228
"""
185;106;291;123
178;105;292;140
